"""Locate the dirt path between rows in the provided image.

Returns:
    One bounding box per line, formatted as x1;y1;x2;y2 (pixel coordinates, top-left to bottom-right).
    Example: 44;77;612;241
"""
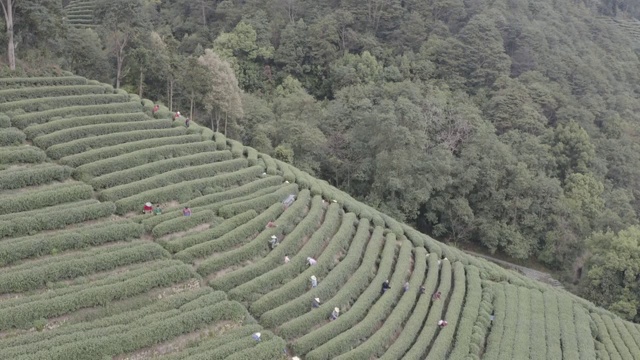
463;250;564;289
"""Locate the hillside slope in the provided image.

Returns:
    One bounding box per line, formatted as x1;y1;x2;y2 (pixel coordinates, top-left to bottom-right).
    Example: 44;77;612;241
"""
64;0;96;29
0;75;638;359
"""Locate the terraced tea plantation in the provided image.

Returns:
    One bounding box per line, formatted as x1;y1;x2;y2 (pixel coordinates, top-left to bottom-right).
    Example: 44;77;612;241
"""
0;74;638;359
64;0;96;29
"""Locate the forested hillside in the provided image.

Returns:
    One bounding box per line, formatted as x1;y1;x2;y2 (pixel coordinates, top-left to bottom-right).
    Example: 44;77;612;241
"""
2;0;640;320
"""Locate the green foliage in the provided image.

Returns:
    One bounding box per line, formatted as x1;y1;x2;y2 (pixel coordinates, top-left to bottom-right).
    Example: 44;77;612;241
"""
47;127;189;159
528;289;547;360
0;241;168;293
483;285;506;358
0;183;93;215
0;146;47;164
8;300;247;360
196;190;312;277
245;146;259;166
186;176;284;208
174;202;285;263
99;158;248;202
0;260;196;330
23;113;149;139
90;151;233;189
274;158;295;183
113;165;265;214
228;203;342;302
379;254;440;359
0;76;87;88
11;101;143;129
602;315;635;360
214;132;227;150
273;144;294;164
0;201;116;239
582;226;640;322
228;139;244;158
163;331;279;360
0;289;223;352
496;285;519;360
464;287;494;359
0;114;10;128
0;127;26;146
0;163;71;190
155;324;265;360
443;266;482;359
224;336;287;360
259;153;277;175
0;199;98;222
216;183;298;218
296;237;412;359
0;219;142;266
33;119;169;149
73;140;219;177
558;294;581;360
574;304;598;360
3;94;132;119
262;218;371;333
0;85;108;103
615;318;640;359
151;210;218;238
544;290;564;359
551;121;596;180
402;260;454;360
334;247;428;359
162;210;258;253
212;195;325;292
251;212;359;320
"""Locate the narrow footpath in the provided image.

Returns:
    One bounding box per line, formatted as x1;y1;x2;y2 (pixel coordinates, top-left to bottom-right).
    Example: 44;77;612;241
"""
463;250;564;289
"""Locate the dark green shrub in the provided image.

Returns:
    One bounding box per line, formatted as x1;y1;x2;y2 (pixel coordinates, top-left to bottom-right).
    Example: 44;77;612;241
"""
0;127;25;146
0;164;72;190
47;127;188;159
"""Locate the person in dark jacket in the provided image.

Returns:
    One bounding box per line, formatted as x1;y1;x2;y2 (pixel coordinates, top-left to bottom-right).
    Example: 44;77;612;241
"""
381;280;391;294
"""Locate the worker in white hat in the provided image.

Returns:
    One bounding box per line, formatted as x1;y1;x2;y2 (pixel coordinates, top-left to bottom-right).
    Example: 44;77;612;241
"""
310;275;317;288
143;202;153;214
269;235;279;249
331;307;340;320
252;332;261;341
312;297;321;308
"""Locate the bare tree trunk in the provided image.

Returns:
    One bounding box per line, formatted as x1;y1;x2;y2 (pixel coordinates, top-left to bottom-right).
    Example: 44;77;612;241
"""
1;0;16;71
169;79;174;111
224;112;228;136
201;0;206;25
116;46;124;89
215;111;220;133
114;34;129;89
189;91;194;120
138;71;144;98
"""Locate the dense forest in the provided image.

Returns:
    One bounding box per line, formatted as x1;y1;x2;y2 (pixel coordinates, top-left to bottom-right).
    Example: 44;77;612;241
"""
2;0;640;320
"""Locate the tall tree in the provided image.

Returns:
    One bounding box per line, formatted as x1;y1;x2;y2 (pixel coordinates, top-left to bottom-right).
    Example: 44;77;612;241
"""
0;0;15;70
213;21;274;92
197;49;244;134
95;0;150;88
581;226;640;322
